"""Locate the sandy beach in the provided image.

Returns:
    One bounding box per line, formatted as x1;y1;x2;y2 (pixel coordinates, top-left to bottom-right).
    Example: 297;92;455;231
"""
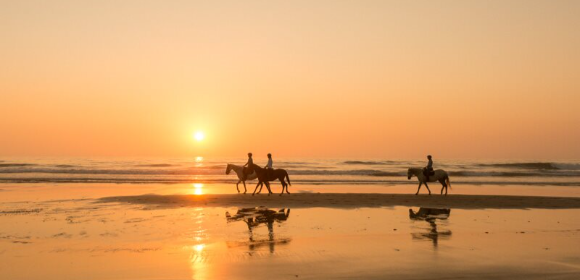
1;182;579;279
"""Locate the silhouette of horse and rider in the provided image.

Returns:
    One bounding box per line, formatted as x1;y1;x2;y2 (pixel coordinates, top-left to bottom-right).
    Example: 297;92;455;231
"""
225;153;291;196
227;153;451;195
407;155;452;195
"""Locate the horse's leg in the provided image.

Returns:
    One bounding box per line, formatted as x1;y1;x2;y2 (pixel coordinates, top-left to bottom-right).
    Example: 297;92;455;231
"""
279;178;286;196
252;181;261;195
257;182;263;194
424;182;432;195
415;182;422;195
283;178;290;194
265;181;272;195
439;179;445;195
236;181;240;193
243;181;247;194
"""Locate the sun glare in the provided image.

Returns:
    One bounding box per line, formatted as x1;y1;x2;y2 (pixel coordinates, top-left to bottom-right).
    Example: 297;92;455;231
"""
193;183;204;195
194;131;205;142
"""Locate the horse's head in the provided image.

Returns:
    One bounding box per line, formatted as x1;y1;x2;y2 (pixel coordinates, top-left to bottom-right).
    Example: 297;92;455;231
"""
407;168;413;180
225;164;232;175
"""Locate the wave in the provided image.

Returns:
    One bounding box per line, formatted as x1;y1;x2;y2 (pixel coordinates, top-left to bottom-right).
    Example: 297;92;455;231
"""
0;167;401;177
291;169;401;176
1;176;579;186
553;163;580;170
0;163;36;168
478;162;559;170
134;164;176;168
55;165;75;168
207;165;228;170
343;161;393;165
450;171;561;177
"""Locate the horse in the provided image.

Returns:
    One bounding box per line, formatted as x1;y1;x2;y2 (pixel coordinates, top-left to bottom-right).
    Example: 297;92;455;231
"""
407;168;451;195
251;164;292;196
225;164;258;194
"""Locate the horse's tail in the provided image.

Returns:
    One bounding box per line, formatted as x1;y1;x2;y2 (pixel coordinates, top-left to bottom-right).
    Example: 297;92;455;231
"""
446;174;452;190
285;171;292;186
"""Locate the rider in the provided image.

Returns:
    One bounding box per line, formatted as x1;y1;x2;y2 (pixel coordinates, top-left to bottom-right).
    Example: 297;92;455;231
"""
264;153;273;178
424;155;434;181
242;152;254;181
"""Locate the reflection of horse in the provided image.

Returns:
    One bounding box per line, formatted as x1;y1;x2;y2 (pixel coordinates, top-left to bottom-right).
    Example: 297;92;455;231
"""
225;164;258;194
409;208;452;248
251;164;292;196
407;168;451;195
226;207;291;254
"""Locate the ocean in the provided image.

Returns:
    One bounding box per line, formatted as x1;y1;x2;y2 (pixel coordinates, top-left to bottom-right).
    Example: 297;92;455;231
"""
1;157;579;187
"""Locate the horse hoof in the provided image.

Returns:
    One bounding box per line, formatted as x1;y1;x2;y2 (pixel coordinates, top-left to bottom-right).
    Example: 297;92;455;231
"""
415;193;418;195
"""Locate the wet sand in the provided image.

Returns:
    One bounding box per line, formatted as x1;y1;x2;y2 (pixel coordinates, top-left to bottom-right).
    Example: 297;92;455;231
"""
2;183;580;279
98;193;580;209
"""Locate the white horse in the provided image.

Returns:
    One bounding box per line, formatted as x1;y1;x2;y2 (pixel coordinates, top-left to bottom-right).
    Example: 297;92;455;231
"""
226;164;258;194
407;168;451;195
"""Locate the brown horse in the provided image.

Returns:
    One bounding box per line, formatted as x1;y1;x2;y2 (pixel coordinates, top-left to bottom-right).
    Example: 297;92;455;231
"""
251;164;292;196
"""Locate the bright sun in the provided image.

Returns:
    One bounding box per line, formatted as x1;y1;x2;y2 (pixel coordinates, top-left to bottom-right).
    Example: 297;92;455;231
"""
194;131;205;141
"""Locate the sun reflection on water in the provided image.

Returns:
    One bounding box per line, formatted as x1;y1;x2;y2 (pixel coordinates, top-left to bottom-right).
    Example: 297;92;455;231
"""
195;156;204;167
193;244;205;252
190;243;208;280
193;183;204;195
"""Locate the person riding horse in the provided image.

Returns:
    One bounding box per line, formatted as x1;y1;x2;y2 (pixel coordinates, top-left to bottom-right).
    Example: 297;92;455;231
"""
423;155;434;181
264;153;273;178
242;152;254;181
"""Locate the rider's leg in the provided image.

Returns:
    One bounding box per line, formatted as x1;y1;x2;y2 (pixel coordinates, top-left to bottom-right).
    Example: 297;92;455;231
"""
242;167;247;181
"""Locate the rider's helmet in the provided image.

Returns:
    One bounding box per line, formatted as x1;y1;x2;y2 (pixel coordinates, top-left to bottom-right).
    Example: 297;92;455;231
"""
427;155;432;159
248;153;253;157
267;153;272;157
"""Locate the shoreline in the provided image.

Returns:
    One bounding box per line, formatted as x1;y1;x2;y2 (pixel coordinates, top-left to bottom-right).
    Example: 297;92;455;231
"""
97;193;580;210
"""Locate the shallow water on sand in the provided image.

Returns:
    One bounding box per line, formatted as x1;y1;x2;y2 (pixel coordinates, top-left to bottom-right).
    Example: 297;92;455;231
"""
1;193;579;279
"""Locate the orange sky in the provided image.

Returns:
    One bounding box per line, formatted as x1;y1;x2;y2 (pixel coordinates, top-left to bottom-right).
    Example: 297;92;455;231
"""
1;0;579;159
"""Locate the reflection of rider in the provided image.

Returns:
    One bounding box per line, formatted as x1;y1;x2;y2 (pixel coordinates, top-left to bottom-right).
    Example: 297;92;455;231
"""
264;153;273;178
424;155;434;181
242;153;254;181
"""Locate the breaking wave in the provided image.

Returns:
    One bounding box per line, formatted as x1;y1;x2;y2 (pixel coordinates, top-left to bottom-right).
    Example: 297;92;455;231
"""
0;163;36;168
478;162;560;170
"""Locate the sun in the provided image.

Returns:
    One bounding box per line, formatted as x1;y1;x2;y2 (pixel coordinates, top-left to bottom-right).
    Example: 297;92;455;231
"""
194;131;205;142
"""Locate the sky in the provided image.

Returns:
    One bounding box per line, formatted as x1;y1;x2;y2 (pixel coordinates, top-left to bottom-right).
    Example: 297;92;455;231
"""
1;0;579;159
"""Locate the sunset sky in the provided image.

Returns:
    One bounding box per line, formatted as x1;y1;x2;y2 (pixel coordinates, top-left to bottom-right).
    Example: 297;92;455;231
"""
1;0;579;159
